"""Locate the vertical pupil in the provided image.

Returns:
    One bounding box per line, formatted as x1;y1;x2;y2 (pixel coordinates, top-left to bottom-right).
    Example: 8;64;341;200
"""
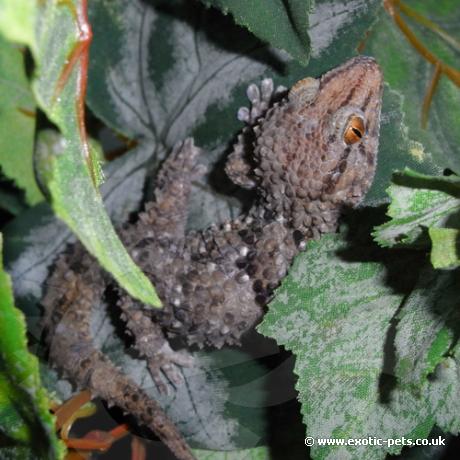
343;116;365;145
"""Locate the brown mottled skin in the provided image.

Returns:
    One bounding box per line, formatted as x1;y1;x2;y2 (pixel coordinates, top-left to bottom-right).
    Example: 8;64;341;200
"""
42;56;383;460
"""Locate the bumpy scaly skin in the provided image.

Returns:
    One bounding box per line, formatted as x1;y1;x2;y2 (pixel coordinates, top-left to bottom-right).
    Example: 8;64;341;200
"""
42;56;383;460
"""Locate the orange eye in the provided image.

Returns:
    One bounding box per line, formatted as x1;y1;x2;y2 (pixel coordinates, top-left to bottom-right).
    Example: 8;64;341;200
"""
343;116;365;144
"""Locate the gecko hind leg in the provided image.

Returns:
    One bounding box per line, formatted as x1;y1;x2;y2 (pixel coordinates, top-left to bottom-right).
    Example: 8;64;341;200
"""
225;78;286;189
42;248;195;460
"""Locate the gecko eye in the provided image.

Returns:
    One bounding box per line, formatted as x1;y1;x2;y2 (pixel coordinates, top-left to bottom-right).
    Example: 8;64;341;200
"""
343;116;365;144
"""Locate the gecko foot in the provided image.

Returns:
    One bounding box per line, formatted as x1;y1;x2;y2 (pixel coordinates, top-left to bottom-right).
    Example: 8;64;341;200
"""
166;138;206;181
225;79;287;189
237;79;287;125
147;343;194;394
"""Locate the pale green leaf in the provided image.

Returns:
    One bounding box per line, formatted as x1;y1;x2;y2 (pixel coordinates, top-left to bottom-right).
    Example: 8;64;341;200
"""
394;268;460;391
427;350;460;435
373;169;460;248
0;0;36;49
429;227;460;269
4;141;156;322
0;34;42;205
258;216;434;460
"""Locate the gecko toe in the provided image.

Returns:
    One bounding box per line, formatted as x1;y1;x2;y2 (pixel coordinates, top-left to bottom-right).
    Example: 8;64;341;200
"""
238;78;284;125
147;345;194;393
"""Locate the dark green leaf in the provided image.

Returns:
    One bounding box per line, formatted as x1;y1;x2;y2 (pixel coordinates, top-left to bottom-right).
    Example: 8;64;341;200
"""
201;0;311;65
0;189;27;216
364;1;460;175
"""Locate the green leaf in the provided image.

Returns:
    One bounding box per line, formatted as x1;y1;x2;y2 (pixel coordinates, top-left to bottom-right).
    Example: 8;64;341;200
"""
0;234;64;459
0;34;42;205
429;227;460;269
258;215;435;460
87;0;292;141
87;0;296;228
201;0;312;65
373;169;460;248
25;1;159;306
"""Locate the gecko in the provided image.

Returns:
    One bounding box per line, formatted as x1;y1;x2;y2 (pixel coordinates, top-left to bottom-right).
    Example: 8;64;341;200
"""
42;55;383;460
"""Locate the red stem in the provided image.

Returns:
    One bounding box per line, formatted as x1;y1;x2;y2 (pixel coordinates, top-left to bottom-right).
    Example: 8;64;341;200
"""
54;0;96;184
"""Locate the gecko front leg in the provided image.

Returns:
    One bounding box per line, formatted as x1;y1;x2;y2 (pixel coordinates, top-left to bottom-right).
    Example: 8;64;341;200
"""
126;138;205;245
225;78;286;189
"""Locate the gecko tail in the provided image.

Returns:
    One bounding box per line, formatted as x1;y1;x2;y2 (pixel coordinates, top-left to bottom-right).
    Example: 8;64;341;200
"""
41;247;195;460
54;343;195;460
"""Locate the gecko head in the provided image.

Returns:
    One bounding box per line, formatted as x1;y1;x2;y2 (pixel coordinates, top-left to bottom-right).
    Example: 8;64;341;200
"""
255;56;383;233
303;55;384;207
